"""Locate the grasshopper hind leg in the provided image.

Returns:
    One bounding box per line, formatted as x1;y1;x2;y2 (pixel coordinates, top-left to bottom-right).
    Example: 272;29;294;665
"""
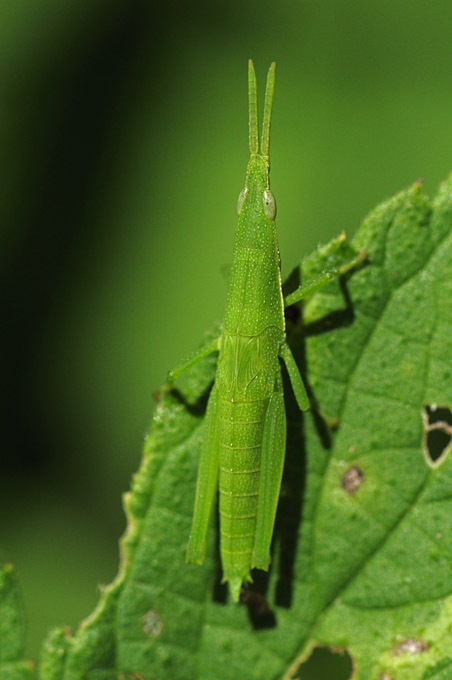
252;384;287;571
186;385;220;564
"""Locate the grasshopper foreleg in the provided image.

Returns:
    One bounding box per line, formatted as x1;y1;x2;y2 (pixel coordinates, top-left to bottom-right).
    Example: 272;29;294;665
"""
165;335;221;388
279;343;310;412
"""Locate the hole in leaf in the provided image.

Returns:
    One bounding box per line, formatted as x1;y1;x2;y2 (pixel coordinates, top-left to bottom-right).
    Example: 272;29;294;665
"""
295;646;353;679
341;465;364;494
422;404;452;467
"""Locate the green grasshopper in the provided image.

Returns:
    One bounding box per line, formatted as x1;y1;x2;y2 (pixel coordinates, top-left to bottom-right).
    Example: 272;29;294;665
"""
167;61;363;601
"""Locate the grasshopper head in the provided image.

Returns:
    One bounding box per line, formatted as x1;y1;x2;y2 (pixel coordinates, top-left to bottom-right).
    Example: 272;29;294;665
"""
236;61;277;225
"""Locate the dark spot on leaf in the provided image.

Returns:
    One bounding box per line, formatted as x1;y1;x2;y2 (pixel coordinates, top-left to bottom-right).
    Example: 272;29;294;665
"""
241;588;270;614
392;637;429;656
341;466;364;494
142;609;162;637
422;404;452;467
241;584;276;629
294;646;354;679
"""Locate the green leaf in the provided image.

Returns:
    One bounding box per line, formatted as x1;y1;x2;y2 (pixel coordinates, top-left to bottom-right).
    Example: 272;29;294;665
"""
0;564;34;680
39;174;452;679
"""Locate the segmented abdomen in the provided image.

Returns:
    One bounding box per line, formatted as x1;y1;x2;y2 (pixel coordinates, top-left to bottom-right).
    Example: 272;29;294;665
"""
218;396;267;589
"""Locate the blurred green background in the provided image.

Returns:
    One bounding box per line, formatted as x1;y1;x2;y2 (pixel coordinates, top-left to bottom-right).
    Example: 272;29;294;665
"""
2;0;452;666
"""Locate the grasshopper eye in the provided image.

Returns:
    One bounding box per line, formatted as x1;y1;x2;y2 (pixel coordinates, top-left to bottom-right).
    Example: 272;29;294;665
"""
263;189;276;220
237;188;248;215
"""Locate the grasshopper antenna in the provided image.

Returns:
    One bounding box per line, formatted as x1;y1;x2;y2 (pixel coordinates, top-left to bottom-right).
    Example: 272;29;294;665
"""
248;60;259;155
261;62;276;160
